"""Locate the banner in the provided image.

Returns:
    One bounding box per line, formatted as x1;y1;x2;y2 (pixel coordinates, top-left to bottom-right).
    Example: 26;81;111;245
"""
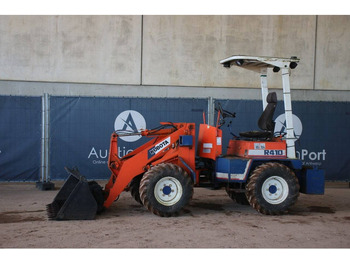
1;95;349;182
0;96;41;181
49;96;207;180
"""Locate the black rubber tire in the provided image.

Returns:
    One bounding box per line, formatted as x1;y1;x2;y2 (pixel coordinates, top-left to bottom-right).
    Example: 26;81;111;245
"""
139;163;193;217
88;181;105;214
225;187;236;201
225;187;250;205
245;162;300;215
234;192;250;205
129;175;143;205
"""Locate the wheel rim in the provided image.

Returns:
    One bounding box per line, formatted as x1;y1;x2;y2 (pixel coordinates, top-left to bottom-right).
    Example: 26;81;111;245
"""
261;176;289;204
154;176;183;206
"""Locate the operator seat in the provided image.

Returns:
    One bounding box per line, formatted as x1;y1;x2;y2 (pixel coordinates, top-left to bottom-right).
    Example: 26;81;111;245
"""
239;92;277;140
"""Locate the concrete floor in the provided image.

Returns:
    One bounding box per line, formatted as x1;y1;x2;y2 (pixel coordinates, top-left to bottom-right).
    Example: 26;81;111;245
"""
0;181;349;248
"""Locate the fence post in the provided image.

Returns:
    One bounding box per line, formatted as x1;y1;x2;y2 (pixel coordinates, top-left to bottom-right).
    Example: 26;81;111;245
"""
207;97;215;126
36;93;55;190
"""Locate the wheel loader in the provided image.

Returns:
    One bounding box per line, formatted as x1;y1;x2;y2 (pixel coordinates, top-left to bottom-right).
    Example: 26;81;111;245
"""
47;55;325;220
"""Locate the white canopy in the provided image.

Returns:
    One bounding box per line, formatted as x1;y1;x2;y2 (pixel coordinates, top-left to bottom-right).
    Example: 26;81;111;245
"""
220;55;300;71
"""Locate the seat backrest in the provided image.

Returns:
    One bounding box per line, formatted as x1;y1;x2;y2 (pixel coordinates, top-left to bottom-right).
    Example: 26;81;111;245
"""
257;92;277;132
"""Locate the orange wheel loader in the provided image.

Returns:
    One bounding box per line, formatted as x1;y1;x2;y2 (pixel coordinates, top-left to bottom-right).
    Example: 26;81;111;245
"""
47;55;325;220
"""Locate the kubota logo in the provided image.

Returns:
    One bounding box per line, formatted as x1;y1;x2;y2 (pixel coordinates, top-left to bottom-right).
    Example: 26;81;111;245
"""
114;110;146;142
274;113;303;141
147;137;171;159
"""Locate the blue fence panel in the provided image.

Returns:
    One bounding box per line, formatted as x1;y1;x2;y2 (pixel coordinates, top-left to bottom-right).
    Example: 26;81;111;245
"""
216;99;350;181
0;96;41;181
2;94;348;182
49;96;207;180
292;101;350;181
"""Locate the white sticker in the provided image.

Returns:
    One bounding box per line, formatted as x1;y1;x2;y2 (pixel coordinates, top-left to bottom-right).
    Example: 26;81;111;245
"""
203;148;211;154
216;172;229;179
249;149;286;156
217;137;222;146
203;143;213;149
254;143;266;150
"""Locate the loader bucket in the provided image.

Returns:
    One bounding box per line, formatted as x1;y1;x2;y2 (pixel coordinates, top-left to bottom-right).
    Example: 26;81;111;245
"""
46;167;100;220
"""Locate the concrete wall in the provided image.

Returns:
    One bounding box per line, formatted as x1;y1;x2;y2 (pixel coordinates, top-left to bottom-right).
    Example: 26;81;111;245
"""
142;15;316;90
0;16;142;84
0;15;349;101
315;16;350;91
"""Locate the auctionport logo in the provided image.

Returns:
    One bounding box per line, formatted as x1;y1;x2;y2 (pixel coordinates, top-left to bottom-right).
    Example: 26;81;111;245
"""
274;113;326;164
274;113;303;141
88;110;146;164
114;110;146;142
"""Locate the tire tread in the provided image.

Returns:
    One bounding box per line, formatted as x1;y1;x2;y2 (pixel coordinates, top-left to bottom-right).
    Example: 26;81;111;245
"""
139;163;193;217
246;162;299;215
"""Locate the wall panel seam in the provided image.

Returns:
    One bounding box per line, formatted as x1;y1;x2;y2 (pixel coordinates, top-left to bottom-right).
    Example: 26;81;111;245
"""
313;15;318;90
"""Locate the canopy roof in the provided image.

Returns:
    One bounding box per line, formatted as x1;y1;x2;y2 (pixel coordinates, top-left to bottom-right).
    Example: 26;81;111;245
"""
220;55;300;72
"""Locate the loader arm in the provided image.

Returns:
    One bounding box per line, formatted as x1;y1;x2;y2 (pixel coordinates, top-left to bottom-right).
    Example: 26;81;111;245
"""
103;122;196;208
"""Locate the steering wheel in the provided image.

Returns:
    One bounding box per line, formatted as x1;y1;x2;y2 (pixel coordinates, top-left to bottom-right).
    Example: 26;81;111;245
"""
216;102;236;119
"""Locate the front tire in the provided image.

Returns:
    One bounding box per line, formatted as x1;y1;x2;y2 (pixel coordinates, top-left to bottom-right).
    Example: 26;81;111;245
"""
246;162;299;215
139;163;193;217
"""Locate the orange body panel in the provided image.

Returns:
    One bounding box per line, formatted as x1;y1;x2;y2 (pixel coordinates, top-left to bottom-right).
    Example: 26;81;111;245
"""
103;123;196;208
197;124;222;161
227;138;287;159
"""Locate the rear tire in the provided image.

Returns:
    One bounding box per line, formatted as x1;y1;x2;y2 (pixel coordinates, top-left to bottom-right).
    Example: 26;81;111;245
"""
225;187;249;205
233;192;250;205
245;162;299;215
129;175;143;205
139;163;193;217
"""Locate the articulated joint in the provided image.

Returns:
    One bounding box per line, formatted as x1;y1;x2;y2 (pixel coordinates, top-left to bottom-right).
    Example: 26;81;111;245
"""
179;157;196;184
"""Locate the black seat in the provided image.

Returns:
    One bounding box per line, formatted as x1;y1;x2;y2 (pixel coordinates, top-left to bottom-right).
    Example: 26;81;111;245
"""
239;92;277;140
